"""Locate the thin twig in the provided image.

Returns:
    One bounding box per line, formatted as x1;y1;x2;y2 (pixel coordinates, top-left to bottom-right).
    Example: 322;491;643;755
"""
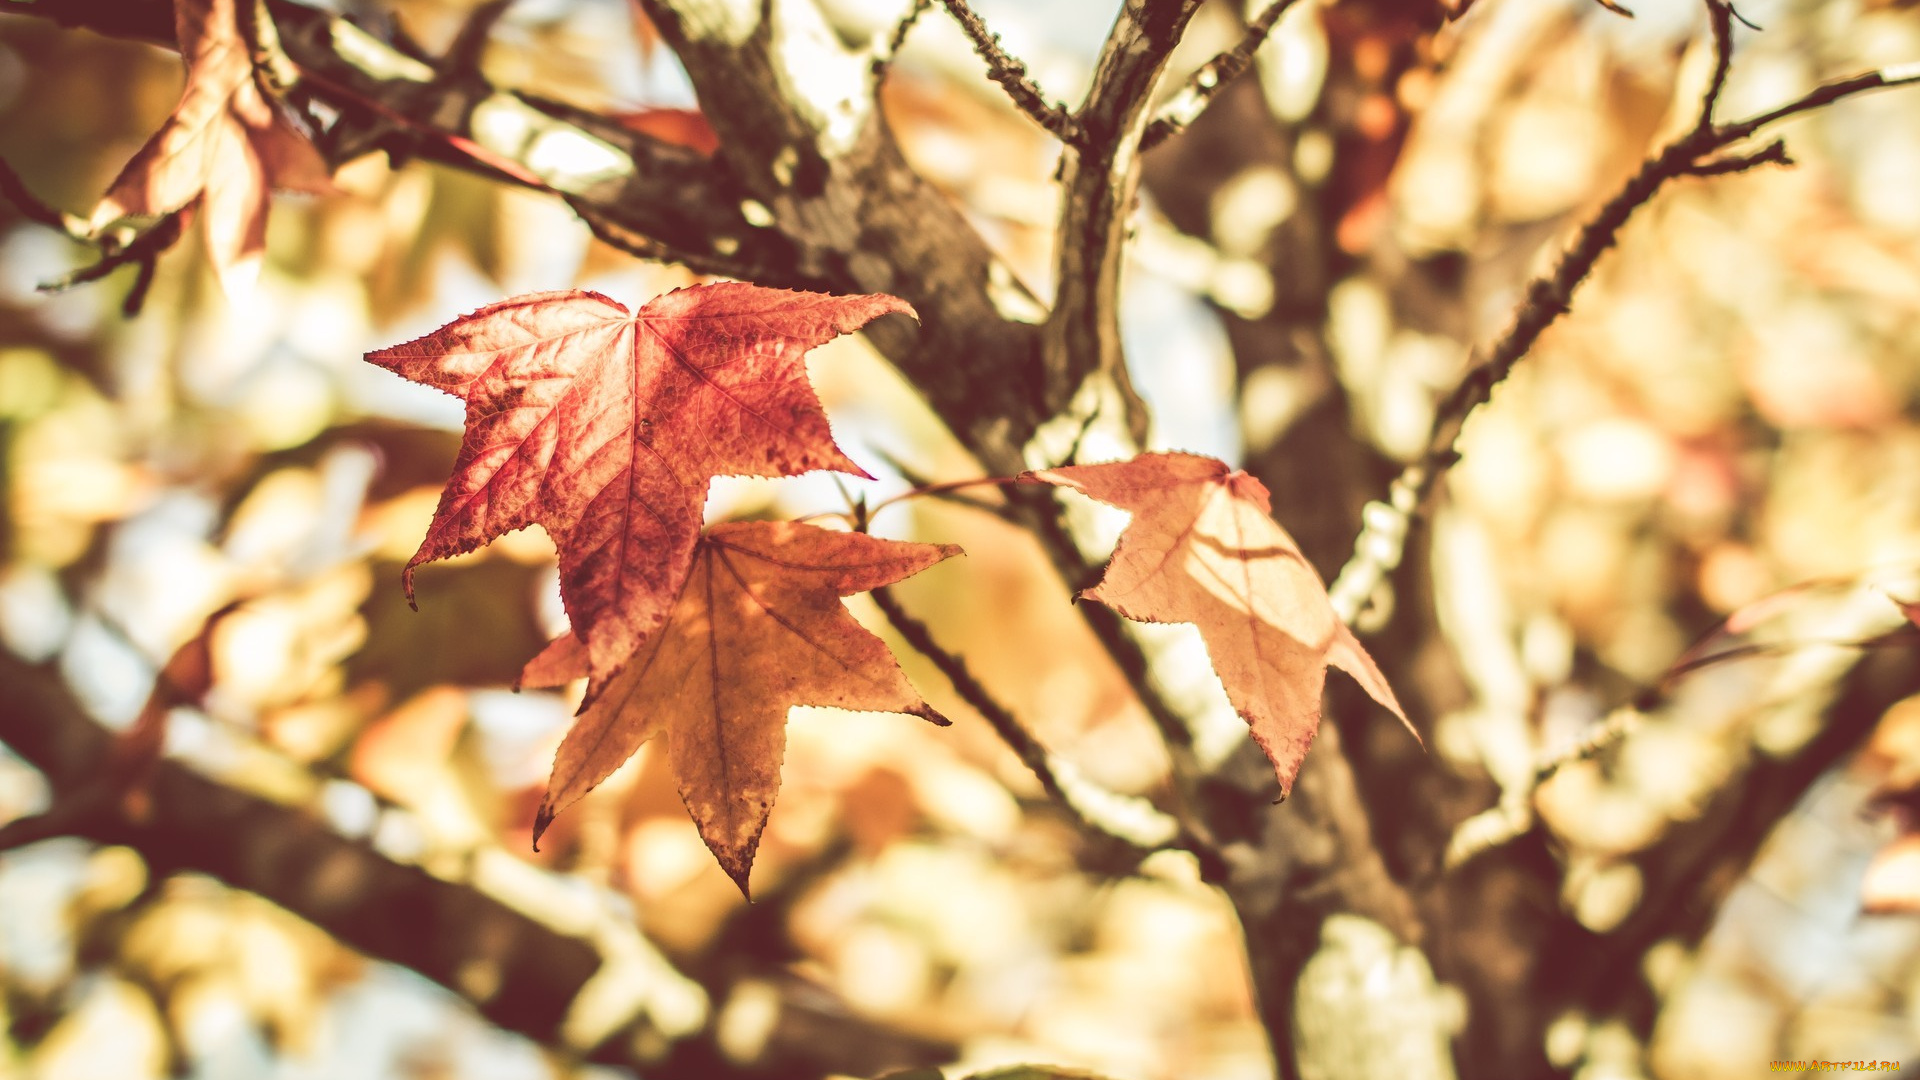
1688;138;1794;176
937;0;1079;142
871;586;1074;802
1722;62;1920;135
1533;708;1642;789
872;0;932;81
903;484;1022;524
866;476;1020;521
0;157;68;230
0;156;183;317
859;445;1027;525
870;585;1213;864
1696;0;1737;127
41;213;184;317
856;468;1206;851
1141;0;1297;151
565;195;765;281
1014;487;1198;757
1644;630;1916;706
1327;3;1920;624
1451;0;1634;21
442;0;517;77
1442;621;1920;872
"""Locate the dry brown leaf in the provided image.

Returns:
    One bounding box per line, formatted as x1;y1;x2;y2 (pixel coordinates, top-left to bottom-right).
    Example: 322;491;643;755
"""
530;521;957;894
1023;452;1411;796
89;0;330;294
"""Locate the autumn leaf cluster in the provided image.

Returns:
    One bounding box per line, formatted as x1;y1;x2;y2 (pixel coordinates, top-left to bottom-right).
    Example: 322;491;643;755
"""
371;282;1407;891
78;0;1410;896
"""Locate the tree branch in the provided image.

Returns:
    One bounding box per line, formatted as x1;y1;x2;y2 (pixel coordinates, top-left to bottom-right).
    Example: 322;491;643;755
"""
1141;0;1298;151
0;156;180;316
1137;67;1439;1080
626;0;1062;468
0;649;602;1046
869;584;1207;862
870;584;1078;808
935;0;1079;141
1495;643;1920;1072
6;3;1508;1076
1327;5;1920;624
23;0;1070;476
1044;0;1205;444
871;0;932;81
613;0;1239;899
13;0;783;286
0;649;961;1079
1216;719;1423;1079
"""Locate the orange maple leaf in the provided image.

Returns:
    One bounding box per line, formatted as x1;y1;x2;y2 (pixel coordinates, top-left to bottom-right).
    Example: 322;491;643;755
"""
1024;452;1413;796
528;521;957;894
89;0;330;294
366;284;912;703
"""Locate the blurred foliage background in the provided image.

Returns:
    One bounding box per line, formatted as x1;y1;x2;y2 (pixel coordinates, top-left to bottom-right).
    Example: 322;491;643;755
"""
3;0;1920;1077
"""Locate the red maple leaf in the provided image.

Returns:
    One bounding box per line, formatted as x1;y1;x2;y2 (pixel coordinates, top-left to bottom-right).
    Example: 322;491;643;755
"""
89;0;330;294
526;521;958;894
1023;452;1412;796
366;283;912;699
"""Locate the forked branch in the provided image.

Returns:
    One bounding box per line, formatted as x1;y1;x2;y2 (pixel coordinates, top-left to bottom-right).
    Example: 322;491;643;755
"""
1045;0;1205;441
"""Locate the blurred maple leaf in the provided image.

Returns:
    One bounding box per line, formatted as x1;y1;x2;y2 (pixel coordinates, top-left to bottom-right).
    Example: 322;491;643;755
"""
1023;452;1412;796
526;521;956;894
365;283;912;701
349;686;468;806
88;0;330;294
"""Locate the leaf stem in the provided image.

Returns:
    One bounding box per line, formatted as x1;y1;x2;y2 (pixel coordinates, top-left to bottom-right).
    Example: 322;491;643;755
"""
863;475;1021;522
